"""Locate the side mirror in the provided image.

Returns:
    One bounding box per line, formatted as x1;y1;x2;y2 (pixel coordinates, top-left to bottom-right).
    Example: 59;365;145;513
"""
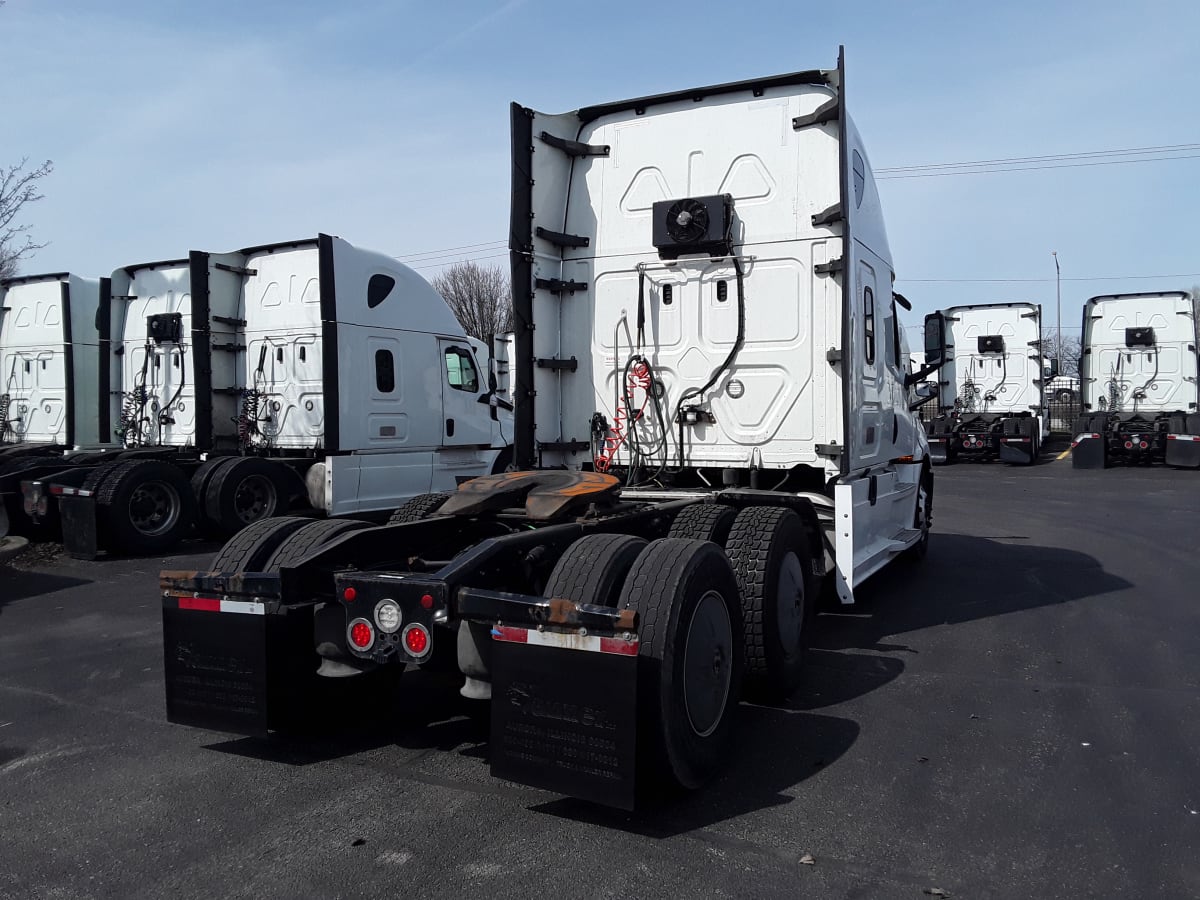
923;311;947;367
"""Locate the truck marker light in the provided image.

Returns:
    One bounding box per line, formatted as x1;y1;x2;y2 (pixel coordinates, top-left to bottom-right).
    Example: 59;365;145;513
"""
348;619;375;651
1139;441;1148;449
1125;441;1133;449
403;624;430;657
420;593;434;610
342;587;357;602
375;599;402;634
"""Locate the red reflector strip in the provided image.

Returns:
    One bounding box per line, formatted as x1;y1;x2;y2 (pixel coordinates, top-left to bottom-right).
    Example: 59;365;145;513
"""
177;597;264;615
49;485;94;497
491;624;638;656
1167;434;1200;442
1000;437;1031;443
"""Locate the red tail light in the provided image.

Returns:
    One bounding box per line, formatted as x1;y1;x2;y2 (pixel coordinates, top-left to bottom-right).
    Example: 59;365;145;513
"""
403;624;430;658
348;618;375;651
342;586;357;602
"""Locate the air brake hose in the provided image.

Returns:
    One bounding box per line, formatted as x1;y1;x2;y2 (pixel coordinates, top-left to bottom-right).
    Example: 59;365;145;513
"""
674;255;746;466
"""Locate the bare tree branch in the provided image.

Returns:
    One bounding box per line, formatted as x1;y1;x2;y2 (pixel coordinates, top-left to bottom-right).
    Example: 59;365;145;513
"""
430;261;513;343
0;158;54;280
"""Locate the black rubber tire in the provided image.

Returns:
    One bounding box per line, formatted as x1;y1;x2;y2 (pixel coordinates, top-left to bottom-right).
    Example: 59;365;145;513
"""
204;457;289;537
490;446;513;475
668;504;738;546
543;533;648;608
209;515;314;571
261;518;372;572
1020;417;1039;465
189;457;235;535
724;506;816;702
619;538;743;792
905;467;933;562
387;492;451;524
96;459;196;555
80;460;125;495
1187;414;1200;437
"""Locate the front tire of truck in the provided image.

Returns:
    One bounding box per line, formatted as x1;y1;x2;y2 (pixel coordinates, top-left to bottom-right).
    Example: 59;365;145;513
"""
905;467;933;562
620;538;743;792
725;507;816;702
98;460;195;555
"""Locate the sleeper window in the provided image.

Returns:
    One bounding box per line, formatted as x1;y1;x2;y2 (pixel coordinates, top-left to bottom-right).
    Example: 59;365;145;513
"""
864;286;876;365
375;349;395;393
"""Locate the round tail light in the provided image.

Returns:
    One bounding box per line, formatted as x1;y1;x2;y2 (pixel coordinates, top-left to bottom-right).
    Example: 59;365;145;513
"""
1139;441;1148;450
347;618;375;652
342;586;357;602
1125;441;1133;449
403;624;431;658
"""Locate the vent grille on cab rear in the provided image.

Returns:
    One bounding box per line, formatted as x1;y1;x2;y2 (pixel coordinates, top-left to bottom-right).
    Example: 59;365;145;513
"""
652;194;734;259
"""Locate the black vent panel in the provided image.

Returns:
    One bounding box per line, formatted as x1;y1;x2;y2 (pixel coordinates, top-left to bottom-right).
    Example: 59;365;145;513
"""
977;334;1006;354
652;194;733;259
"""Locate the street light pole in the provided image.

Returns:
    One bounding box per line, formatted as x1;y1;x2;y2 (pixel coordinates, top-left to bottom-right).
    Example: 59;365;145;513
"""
1052;251;1061;360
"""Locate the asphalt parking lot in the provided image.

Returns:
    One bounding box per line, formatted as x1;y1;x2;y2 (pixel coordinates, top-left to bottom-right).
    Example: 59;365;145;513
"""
2;456;1199;899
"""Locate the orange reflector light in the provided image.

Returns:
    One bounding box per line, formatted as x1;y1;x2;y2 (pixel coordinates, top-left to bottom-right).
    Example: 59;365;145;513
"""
350;621;373;648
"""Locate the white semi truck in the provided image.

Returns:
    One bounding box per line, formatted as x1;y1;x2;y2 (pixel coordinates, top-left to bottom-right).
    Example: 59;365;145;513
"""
160;51;944;808
922;302;1049;465
2;235;512;553
1072;291;1200;468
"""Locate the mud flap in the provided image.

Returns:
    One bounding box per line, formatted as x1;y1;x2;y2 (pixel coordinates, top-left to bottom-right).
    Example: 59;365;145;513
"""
927;438;950;465
162;594;317;735
0;500;8;539
59;494;100;559
1165;434;1200;468
490;625;638;809
1071;434;1106;469
998;437;1034;464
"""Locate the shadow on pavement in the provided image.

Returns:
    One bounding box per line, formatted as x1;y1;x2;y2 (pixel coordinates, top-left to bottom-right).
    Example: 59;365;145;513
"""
0;567;91;612
816;532;1131;653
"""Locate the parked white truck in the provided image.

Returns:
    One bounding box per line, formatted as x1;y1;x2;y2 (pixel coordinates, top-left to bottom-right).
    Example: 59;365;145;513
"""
1072;291;1200;468
4;235;512;553
160;51;944;809
922;302;1049;465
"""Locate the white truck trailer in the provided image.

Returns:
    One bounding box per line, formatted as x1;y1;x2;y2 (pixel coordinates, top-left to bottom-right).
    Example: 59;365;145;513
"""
5;235;512;553
0;273;114;534
1072;291;1200;468
922;302;1048;465
160;51;944;809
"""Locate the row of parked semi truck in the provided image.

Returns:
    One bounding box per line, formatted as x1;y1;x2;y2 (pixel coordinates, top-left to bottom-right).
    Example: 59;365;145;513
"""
912;292;1200;469
7;49;1194;809
0;235;515;555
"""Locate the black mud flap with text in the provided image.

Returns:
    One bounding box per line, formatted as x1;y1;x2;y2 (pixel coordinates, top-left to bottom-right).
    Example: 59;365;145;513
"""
998;436;1034;464
59;494;99;559
1071;434;1106;469
490;625;639;809
162;591;316;735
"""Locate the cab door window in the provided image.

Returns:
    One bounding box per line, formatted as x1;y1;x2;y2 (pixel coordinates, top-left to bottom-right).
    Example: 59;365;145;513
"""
444;347;479;392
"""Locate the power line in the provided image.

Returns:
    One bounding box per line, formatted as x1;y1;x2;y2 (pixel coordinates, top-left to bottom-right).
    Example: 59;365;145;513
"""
396;239;505;261
409;251;509;272
876;142;1200;174
900;272;1200;284
878;153;1200;180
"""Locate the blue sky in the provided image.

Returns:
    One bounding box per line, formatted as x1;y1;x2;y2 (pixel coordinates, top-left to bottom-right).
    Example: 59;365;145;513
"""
3;0;1199;336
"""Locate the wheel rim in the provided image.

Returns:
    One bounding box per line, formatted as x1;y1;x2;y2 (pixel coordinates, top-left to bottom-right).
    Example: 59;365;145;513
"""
233;473;276;525
127;480;181;536
776;551;806;661
916;479;931;534
682;589;734;738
